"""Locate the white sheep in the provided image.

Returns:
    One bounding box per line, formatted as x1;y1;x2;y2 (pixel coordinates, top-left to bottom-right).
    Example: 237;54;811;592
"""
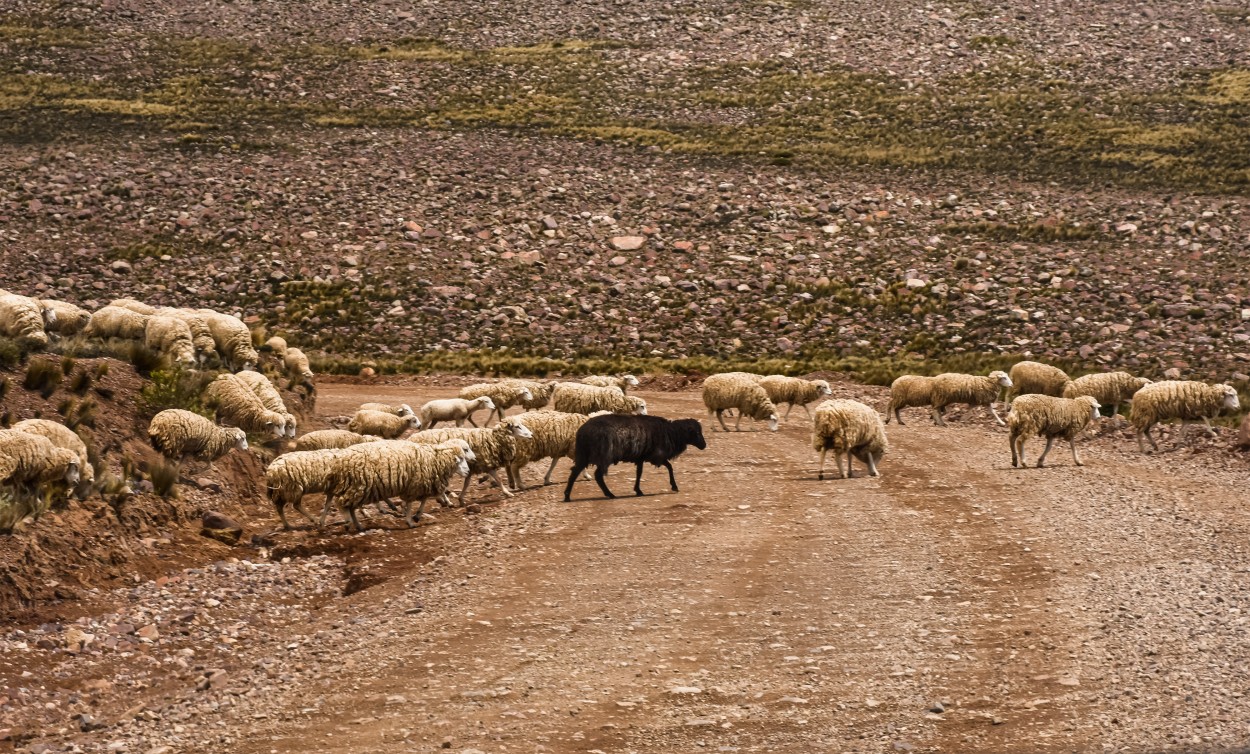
409;417;534;505
293;429;382;452
321;440;473;531
202;374;287;439
551;382;648;416
84;305;150;341
266;447;353;530
581;374;640;394
359;402;415;417
1130;380;1240;453
811;399;888;480
109;298;158;315
143;315;198;367
263;335;288;357
1007;395;1101;468
0;293;54;349
235;369;297;438
459;382;534;423
884;375;934;425
284;347;314;386
197;308;259;371
757;375;832;420
0;430;81;492
347;409;422;439
147;409;248;463
11;419;94;490
701;373;779;432
157;308;218;364
419;397;496;429
510;379;559;410
1007;361;1072;403
505;410;600;490
928;371;1013;426
1062;372;1152;419
40;299;92;337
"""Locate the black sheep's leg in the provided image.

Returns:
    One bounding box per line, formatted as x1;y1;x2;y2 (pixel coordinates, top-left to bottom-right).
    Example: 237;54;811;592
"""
633;461;645;496
663;460;678;492
563;462;588;501
594;465;615;499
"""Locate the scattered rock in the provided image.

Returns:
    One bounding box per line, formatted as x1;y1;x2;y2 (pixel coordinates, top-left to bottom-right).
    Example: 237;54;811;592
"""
609;236;645;251
200;511;242;546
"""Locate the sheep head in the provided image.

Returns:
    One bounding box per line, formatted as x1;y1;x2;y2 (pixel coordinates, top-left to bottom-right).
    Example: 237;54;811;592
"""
501;417;533;439
1219;385;1240;411
990;371;1012;388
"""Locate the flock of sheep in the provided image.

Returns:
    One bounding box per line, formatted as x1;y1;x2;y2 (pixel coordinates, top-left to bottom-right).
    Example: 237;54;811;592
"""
0;289;1243;536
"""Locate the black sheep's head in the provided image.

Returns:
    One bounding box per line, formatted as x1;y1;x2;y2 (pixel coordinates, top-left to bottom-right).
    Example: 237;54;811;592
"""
675;418;707;450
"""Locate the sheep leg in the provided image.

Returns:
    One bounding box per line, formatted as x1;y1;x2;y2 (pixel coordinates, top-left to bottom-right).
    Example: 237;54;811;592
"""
866;452;880;478
1010;432;1021;468
317;494;336;530
542;457;560;486
508;464;525;491
1036;437;1054;468
594;466;615;499
488;470;514;497
845;450;855;479
293;499;319;528
834;451;846;480
408;496;430;526
663;460;678;492
783;403;794;420
346;504;363;533
633;461;645;496
457;474;472;506
1202;417;1216;437
734;412;744;431
275;499;293;530
988;402;1006;426
930;406;947;427
1069;439;1083;467
802;403;813;419
714;409;730;433
563;462;589;502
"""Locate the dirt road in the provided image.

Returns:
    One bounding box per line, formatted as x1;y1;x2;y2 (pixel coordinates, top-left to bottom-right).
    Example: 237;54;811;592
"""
5;381;1250;753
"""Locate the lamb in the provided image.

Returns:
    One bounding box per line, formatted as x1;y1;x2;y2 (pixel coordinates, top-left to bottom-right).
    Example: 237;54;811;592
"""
551;382;648;416
293;429;382;452
563;414;706;501
0;293;54;349
84;305;150;341
234;370;298;438
581;374;640;394
459;382;534;423
147;409;248;463
359;402;415;417
927;370;1013;426
1062;372;1152;418
347;409;422;439
757;375;832;420
409;417;534;505
12;419;94;489
884;375;934;425
143;315;198;367
40;299;92;337
419;397;495;429
197;309;259;371
1007;395;1101;468
321;440;473;531
701;373;779;432
202;374;288;438
1007;361;1072;403
284;347;314;386
506;410;603;490
109;298;158;315
1129;380;1240;453
0;430;81;493
263;335;288;357
811;399;888;480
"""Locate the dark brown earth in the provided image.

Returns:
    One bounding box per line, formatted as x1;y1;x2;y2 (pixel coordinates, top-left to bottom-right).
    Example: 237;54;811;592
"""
3;379;1248;753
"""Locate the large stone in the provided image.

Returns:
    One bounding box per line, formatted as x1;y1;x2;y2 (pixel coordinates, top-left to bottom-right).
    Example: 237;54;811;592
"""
200;511;242;546
1238;414;1250;449
609;235;645;251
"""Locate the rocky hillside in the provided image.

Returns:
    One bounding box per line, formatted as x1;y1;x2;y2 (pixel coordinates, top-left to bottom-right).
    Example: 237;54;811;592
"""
1;0;1248;381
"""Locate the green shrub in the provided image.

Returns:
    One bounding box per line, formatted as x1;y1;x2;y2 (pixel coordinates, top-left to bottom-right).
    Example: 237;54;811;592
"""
147;459;180;499
60;356;76;376
0;376;8;402
128;343;165;375
0;337;24;370
68;368;92;395
0;488;50;534
69;397;98;429
23;357;63;398
138;367;213;417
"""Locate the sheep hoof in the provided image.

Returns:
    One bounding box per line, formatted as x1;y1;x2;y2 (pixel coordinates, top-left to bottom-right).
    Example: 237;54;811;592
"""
817;473;824;480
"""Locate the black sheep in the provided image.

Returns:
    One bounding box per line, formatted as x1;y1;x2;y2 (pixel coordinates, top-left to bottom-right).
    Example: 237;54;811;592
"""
563;414;707;501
